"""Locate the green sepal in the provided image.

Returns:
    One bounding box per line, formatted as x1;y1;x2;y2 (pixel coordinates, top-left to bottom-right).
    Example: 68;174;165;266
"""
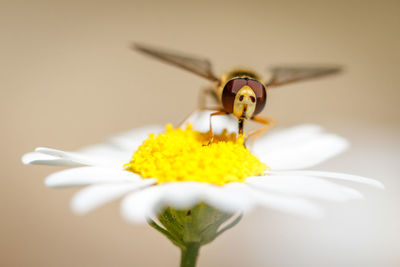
150;203;242;246
148;203;242;267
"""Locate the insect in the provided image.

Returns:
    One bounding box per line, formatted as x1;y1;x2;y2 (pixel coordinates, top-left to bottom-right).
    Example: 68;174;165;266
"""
133;43;341;143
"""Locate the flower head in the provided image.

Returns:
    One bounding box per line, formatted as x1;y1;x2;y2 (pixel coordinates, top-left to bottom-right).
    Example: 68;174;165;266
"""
125;124;266;185
22;111;383;223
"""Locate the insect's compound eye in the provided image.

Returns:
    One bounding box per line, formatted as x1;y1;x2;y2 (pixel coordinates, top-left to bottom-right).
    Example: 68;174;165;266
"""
250;96;256;103
247;79;267;115
224;78;248;93
222;78;248;113
239;95;244;101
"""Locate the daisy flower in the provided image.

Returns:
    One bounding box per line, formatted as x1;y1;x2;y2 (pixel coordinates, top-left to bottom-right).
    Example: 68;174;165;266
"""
22;111;383;267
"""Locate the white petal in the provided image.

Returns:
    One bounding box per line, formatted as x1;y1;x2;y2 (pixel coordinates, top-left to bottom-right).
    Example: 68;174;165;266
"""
121;185;163;223
77;143;132;162
252;124;324;151
109;125;164;152
121;182;252;223
226;183;324;218
266;170;384;189
252;124;349;170
246;175;363;202
157;182;252;212
35;147;123;167
183;110;238;134
22;152;81;166
71;179;155;214
45;167;143;188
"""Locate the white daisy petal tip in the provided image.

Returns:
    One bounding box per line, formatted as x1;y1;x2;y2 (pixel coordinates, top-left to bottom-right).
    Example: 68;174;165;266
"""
32;146;125;168
246;175;365;203
21;151;79;166
358;177;385;190
21;152;51;165
266;170;385;189
340;187;365;200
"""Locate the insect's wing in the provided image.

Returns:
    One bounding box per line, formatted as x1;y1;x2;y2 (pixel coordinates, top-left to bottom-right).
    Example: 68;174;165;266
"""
266;66;342;88
133;43;219;82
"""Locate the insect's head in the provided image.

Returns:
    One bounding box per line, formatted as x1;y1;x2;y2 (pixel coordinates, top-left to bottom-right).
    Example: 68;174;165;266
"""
222;78;266;119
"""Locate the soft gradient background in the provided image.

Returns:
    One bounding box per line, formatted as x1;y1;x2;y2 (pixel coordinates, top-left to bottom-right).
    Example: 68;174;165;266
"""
1;1;399;266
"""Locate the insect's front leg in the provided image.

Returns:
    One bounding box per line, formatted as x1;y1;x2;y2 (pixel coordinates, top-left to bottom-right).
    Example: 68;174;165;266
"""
178;107;221;128
198;87;218;109
178;87;220;128
208;110;229;144
246;116;276;145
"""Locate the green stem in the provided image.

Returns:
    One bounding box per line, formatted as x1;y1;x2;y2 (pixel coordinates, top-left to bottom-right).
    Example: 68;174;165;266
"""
180;242;200;267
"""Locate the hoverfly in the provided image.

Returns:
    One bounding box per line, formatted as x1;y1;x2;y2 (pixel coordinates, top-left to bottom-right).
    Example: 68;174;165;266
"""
133;43;341;143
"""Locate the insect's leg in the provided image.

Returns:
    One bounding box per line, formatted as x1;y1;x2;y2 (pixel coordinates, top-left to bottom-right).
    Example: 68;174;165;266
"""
208;110;229;143
177;87;220;128
198;87;218;108
178;106;221;128
246;116;276;145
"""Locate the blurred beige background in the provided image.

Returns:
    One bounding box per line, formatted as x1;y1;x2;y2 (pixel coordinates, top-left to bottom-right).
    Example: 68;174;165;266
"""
1;1;399;266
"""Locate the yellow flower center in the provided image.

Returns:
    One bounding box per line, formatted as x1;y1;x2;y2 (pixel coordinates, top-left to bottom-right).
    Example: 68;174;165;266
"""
124;124;267;186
